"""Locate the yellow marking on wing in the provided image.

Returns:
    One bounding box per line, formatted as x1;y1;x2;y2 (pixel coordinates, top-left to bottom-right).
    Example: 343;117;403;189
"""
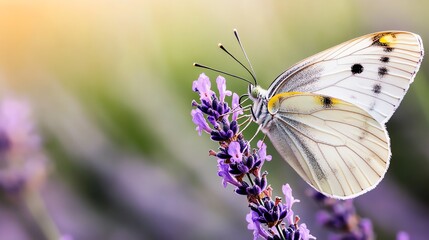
379;34;396;45
267;92;303;114
268;92;349;114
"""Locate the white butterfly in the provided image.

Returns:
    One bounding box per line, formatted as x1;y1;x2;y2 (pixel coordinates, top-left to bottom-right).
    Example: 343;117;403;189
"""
248;31;424;199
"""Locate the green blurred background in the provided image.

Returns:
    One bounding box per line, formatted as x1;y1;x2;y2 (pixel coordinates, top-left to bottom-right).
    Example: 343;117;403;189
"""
0;0;428;239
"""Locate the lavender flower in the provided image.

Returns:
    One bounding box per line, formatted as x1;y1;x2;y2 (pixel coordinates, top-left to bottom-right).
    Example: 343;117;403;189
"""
0;98;47;195
309;191;410;240
308;190;374;240
396;231;409;240
191;73;315;240
0;97;71;240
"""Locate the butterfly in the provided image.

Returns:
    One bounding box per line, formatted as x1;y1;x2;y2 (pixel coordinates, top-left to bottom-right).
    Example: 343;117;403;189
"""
198;30;424;199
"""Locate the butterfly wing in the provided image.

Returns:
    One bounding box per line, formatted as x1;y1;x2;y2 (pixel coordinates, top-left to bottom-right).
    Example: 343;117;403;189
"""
265;92;390;199
268;31;424;124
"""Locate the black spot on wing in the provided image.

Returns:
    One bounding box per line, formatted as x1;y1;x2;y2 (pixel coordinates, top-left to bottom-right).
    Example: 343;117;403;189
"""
384;47;394;52
378;67;388;77
321;96;333;108
380;56;390;63
372;84;382;94
351;63;364;74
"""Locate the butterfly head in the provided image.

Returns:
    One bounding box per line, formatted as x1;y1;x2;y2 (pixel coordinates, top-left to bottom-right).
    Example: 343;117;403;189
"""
248;84;270;125
248;85;268;102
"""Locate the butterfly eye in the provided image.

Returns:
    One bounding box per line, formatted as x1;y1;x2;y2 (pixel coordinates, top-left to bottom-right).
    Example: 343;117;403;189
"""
250;86;259;99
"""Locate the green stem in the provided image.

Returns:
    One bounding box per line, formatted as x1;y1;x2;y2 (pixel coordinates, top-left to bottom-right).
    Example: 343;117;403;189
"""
24;190;61;240
276;224;285;240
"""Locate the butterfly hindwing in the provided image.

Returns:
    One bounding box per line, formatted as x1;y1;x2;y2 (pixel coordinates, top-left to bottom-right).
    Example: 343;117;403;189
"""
265;92;390;198
268;31;424;124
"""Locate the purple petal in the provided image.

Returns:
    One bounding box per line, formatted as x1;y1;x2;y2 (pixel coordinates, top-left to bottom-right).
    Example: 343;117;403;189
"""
282;184;300;224
191;109;211;135
285;208;295;226
192;73;214;102
257;140;272;163
282;184;300;209
227;141;242;163
360;218;375;240
217;159;240;187
246;211;269;240
299;223;316;240
232;93;243;121
216;76;232;103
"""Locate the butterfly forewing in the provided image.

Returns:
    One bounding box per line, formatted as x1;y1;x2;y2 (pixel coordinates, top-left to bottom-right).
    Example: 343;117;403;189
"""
265;92;390;198
268;31;424;124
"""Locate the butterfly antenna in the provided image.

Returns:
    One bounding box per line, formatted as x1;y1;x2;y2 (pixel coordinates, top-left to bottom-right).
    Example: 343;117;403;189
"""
218;42;257;86
193;63;253;85
234;29;257;85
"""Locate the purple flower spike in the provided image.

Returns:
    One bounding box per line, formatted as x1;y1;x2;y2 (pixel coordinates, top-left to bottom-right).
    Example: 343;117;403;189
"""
257;140;272;163
0;98;47;195
192;73;214;102
232;93;243;121
191;73;314;240
191;109;212;135
228;141;242;163
216;76;232;103
308;188;378;240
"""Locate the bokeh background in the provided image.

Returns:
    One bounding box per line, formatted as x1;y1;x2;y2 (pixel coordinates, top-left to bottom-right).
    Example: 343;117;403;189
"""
0;1;428;239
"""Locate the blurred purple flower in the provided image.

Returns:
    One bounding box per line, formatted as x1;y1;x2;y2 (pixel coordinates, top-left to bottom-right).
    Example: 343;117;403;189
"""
191;74;314;240
59;235;74;240
396;231;409;240
0;98;47;195
308;189;374;240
